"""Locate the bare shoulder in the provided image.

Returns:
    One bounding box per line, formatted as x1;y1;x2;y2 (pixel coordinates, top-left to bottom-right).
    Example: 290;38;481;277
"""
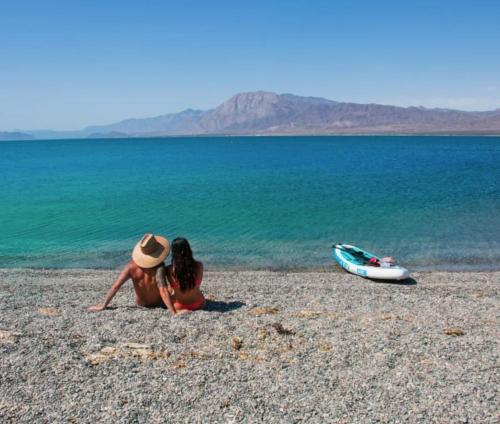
127;260;138;273
118;260;135;275
196;261;204;276
127;261;142;280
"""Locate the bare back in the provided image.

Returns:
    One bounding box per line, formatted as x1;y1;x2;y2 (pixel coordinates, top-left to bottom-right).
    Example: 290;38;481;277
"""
128;261;163;306
166;261;204;306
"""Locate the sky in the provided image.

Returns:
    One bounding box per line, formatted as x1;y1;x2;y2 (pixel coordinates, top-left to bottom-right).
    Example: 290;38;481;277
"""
1;0;500;130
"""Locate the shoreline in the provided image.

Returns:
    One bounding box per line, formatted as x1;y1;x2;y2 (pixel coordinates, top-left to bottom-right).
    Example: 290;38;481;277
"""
1;262;500;273
1;269;498;422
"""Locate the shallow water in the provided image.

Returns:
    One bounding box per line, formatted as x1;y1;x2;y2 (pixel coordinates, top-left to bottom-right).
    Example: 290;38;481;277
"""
0;136;499;270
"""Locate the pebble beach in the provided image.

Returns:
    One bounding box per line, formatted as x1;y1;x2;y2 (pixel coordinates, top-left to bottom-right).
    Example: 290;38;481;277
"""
0;269;498;423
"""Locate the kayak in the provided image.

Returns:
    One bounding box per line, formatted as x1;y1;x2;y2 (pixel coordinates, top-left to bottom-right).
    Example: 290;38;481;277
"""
332;244;410;280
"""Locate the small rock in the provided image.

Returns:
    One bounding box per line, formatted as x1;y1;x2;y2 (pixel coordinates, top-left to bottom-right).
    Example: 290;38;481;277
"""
272;322;295;335
444;328;465;336
248;306;278;316
0;330;21;344
257;328;269;340
295;310;321;318
238;351;251;360
318;341;332;352
231;336;243;350
101;346;118;355
38;307;61;316
121;342;152;349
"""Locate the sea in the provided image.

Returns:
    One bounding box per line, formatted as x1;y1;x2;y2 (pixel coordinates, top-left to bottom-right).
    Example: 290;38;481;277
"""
0;136;499;271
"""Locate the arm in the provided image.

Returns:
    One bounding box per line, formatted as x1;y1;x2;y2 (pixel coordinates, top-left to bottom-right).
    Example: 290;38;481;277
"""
196;261;204;284
165;264;175;287
156;265;177;315
88;263;131;312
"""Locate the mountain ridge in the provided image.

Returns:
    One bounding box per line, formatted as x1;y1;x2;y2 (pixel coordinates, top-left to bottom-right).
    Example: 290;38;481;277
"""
0;131;35;141
22;91;500;139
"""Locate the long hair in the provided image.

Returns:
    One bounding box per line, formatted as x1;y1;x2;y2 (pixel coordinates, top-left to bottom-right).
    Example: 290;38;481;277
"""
171;237;196;291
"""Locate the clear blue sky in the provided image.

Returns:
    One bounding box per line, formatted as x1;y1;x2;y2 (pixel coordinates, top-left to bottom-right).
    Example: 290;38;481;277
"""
1;0;499;130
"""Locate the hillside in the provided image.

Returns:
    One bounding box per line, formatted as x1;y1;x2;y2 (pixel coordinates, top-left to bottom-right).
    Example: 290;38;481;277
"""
22;92;500;138
80;91;500;136
0;131;34;141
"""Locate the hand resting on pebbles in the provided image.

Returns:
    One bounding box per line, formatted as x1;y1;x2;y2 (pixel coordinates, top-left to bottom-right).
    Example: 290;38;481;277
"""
88;235;205;316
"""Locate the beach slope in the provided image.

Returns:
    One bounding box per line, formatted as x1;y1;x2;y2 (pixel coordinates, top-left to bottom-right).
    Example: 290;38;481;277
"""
0;270;498;422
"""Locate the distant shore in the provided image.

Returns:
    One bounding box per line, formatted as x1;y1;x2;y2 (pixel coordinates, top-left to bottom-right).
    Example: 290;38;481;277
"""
1;269;498;422
3;132;500;142
8;90;500;140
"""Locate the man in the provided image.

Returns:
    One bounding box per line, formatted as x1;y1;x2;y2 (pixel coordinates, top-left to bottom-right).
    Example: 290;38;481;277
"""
88;233;179;314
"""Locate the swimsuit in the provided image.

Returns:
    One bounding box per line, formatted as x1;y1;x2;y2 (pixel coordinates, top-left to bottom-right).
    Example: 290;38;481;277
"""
170;275;205;311
173;296;205;311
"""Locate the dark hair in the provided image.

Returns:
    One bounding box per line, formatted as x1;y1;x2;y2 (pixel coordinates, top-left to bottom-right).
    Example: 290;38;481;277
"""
171;237;196;291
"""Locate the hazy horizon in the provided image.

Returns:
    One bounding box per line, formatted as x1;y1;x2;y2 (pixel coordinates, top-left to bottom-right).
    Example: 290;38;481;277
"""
2;0;500;131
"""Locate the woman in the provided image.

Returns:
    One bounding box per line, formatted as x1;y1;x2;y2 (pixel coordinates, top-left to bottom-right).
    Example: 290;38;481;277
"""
156;237;205;314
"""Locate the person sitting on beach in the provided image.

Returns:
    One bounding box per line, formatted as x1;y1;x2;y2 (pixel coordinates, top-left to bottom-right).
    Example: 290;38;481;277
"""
156;237;205;313
87;233;181;314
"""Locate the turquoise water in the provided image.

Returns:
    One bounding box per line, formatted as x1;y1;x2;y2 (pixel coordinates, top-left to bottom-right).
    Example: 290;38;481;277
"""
1;136;499;270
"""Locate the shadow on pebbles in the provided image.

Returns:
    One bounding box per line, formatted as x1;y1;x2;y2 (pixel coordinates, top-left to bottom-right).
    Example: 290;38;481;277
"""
0;269;498;423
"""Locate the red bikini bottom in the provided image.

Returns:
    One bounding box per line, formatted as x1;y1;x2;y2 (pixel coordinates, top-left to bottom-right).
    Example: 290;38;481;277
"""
173;296;205;311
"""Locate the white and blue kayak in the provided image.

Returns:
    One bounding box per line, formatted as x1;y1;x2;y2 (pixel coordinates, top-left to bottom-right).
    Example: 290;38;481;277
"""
332;244;410;280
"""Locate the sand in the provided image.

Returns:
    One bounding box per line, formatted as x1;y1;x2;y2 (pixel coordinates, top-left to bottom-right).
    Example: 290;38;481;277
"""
0;269;498;423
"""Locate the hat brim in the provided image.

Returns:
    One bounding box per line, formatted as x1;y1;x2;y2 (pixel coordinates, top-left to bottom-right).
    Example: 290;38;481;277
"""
131;236;170;268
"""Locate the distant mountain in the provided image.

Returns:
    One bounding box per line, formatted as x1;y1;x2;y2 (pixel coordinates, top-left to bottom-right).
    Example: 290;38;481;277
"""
24;129;91;140
198;92;339;133
20;91;500;138
0;131;34;141
87;131;129;139
84;108;205;136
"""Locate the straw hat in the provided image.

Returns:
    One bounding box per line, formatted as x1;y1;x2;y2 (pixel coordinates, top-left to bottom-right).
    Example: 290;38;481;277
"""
132;234;170;268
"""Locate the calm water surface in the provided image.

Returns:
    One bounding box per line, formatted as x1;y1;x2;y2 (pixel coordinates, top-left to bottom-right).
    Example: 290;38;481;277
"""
0;136;499;270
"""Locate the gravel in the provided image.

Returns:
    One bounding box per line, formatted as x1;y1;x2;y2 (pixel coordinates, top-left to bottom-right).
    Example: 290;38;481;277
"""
0;269;498;423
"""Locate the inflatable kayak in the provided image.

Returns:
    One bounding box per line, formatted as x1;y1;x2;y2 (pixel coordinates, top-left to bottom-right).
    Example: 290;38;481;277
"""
332;244;410;280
